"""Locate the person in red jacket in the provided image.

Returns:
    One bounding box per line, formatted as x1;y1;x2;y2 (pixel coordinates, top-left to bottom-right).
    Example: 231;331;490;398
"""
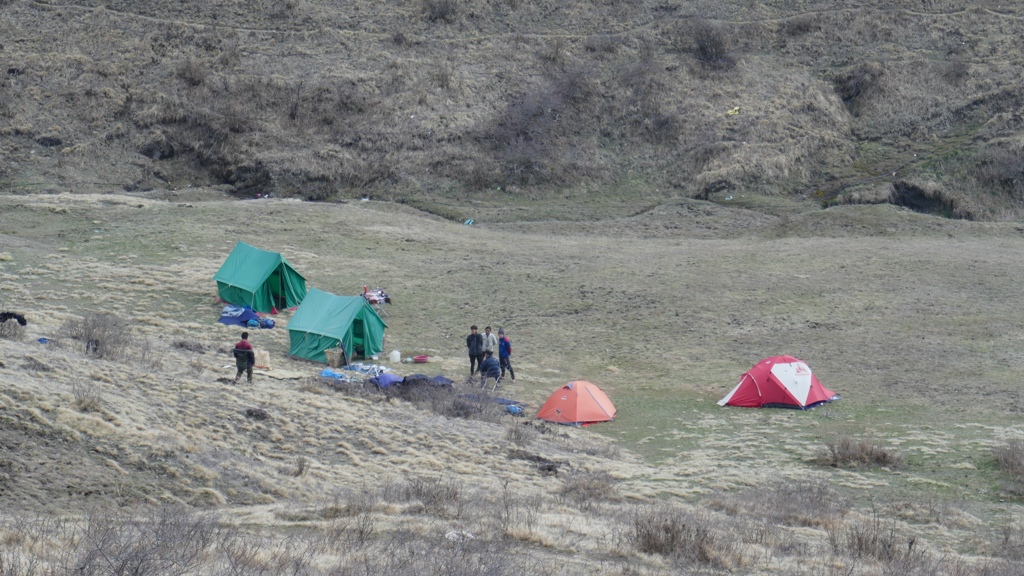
497;328;515;383
232;332;256;384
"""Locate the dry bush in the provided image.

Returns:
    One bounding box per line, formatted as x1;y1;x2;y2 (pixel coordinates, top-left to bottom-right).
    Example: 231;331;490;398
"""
551;65;593;106
782;14;822;37
72;505;219;575
61;313;136;361
707;478;849;530
0;318;25;341
832;61;884;116
690;20;735;71
187;355;205;377
583;34;620;57
994;440;1024;477
538;37;567;67
998;522;1024;561
975;145;1024;200
401;477;468;518
828;507;927;569
290;456;308;477
993;440;1024;494
71;380;103;413
385;381;504;422
503;422;536;447
172;339;207;354
558;469;619;510
818;436;905;469
423;0;458;23
175;57;208;87
429;61;457;90
629;505;731;566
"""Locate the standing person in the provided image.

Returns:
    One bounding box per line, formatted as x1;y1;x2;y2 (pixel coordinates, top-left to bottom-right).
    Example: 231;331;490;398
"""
482;326;498;356
466;325;484;376
232;332;256;384
498;328;515;383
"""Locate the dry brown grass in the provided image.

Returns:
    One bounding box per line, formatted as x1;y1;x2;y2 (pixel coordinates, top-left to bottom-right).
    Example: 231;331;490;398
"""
4;168;1024;572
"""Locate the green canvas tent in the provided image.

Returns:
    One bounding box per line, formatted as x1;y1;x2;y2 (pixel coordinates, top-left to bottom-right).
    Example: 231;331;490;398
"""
213;242;307;313
288;288;387;363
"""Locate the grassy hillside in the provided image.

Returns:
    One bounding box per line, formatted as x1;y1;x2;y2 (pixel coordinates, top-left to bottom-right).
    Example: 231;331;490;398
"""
2;192;1024;574
1;0;1023;218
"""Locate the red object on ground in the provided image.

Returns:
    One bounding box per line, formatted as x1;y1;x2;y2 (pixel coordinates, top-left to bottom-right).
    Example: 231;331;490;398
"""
413;355;429;363
718;355;838;409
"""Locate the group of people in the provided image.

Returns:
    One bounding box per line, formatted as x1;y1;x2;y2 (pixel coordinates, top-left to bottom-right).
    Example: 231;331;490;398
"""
232;325;519;388
465;325;515;386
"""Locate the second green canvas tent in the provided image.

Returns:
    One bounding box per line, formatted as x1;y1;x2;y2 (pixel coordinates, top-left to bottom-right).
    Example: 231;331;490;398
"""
287;288;387;363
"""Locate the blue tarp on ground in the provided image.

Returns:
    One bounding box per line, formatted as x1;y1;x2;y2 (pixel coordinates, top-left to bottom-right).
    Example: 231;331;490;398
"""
218;305;259;327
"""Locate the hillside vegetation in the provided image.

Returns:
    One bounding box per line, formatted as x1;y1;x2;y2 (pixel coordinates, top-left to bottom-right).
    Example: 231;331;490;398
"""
1;0;1023;219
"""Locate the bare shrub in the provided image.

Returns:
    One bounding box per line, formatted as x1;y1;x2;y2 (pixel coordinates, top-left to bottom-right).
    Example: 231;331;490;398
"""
538;37;567;67
942;57;970;84
71;380;103;413
994;440;1024;476
386;381;504;422
994;440;1024;494
818;435;905;468
828;507;926;568
0;317;25;341
782;14;821;37
291;456;308;477
188;355;205;377
429;61;457;90
61;313;136;361
976;145;1024;199
630;505;729;566
832;61;884;115
504;422;536;447
423;0;458;23
404;477;466;518
691;20;735;71
558;469;619;510
708;478;849;530
583;34;620;57
551;65;593;105
176;56;208;87
72;505;218;575
998;522;1024;561
172;339;207;354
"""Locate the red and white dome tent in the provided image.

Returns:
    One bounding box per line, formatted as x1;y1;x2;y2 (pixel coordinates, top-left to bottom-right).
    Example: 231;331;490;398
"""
718;355;839;409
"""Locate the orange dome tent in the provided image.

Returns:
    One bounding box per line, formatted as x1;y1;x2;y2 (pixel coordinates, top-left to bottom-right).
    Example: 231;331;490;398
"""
536;381;616;426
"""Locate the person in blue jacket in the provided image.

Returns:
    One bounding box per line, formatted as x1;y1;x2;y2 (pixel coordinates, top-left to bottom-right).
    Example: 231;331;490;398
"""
497;328;515;383
478;350;501;387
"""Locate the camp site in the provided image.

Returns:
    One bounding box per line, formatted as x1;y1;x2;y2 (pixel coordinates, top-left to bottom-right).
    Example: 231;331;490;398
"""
3;1;1024;574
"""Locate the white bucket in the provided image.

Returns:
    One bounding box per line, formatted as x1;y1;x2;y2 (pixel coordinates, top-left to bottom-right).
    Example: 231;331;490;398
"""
389;350;401;363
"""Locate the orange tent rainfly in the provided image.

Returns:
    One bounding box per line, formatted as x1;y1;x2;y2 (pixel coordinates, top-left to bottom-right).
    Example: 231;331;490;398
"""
718;355;839;409
537;381;616;426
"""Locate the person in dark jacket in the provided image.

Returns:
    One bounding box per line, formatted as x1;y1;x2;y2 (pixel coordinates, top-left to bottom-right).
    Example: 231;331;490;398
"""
233;332;256;384
497;328;515;383
466;325;484;375
478;350;501;387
